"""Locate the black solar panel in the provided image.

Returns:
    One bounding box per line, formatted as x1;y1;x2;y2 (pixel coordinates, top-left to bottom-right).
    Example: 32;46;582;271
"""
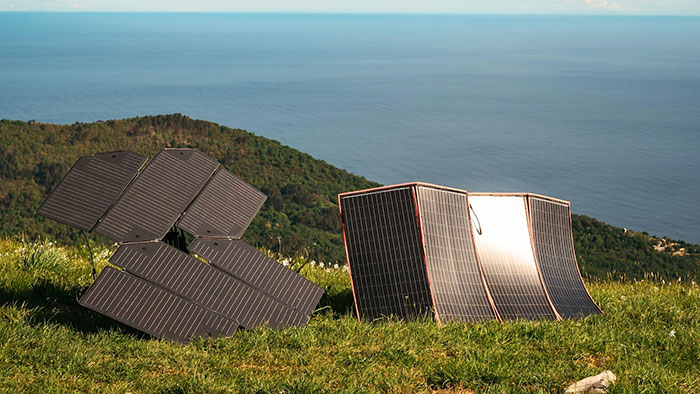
416;186;497;322
177;168;267;238
469;195;558;320
529;197;601;318
94;149;219;242
340;187;433;321
109;242;308;329
79;267;238;343
36;151;146;231
188;239;324;318
38;147;330;340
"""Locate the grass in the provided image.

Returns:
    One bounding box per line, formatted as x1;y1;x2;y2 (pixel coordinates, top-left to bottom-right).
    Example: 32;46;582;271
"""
0;237;698;393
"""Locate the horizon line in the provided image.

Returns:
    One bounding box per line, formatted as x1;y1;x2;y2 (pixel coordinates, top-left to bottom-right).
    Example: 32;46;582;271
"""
1;10;700;16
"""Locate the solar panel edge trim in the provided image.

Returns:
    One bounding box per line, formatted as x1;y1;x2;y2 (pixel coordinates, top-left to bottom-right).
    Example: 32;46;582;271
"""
523;197;563;321
338;192;363;322
35;151;147;232
411;185;440;324
527;196;602;318
78;266;239;343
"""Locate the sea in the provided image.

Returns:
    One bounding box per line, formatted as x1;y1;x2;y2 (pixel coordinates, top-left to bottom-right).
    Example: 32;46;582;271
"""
1;13;699;242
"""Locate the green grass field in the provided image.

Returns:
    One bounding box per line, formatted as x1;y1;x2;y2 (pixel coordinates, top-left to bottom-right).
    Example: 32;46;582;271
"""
0;237;698;393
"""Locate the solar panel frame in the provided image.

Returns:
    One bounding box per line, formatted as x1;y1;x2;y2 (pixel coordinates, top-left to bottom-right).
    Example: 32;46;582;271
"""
36;151;146;231
78;267;238;343
188;239;324;318
339;185;434;321
468;194;559;320
94;149;219;242
176;168;267;238
415;186;498;322
109;241;308;329
528;196;602;318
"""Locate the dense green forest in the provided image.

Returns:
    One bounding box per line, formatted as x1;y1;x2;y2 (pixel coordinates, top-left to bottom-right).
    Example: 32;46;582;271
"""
1;114;698;279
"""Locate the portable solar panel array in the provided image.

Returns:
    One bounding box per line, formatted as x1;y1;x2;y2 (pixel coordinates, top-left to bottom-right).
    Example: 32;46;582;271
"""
37;149;324;343
338;183;601;323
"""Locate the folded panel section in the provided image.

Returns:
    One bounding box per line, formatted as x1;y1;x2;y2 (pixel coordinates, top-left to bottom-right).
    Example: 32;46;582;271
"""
189;239;324;318
36;151;146;231
176;168;267;238
528;197;601;318
340;187;433;321
78;267;238;343
109;242;307;329
94;149;219;242
469;195;557;320
416;186;497;322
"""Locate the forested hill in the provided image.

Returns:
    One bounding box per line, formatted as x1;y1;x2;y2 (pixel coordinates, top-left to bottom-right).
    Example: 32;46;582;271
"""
1;114;698;279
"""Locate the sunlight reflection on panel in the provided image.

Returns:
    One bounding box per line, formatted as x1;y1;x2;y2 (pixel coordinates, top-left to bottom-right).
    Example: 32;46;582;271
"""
469;195;557;320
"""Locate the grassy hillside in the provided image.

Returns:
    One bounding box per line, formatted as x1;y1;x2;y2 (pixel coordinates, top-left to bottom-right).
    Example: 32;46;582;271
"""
1;114;698;280
0;238;698;392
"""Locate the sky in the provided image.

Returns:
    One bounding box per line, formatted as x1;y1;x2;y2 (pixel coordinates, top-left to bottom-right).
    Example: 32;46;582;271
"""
1;0;700;15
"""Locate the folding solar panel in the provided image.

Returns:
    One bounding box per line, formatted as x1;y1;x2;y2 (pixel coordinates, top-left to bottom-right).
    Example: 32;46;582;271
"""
339;183;601;323
177;168;267;238
36;151;146;231
38;148;324;342
339;186;433;321
189;239;324;319
109;242;308;329
528;196;602;318
339;183;497;322
468;195;558;320
94;149;219;243
415;186;499;322
79;267;238;343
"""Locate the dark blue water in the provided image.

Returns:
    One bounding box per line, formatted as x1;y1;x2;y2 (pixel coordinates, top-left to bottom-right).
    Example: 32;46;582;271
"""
1;13;699;242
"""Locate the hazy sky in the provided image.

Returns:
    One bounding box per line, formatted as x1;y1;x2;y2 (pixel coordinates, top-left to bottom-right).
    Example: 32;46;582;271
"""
1;0;700;14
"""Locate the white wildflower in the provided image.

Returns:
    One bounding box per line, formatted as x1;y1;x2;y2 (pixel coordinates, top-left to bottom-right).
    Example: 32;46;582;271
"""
319;262;324;268
662;279;666;285
621;295;626;300
333;264;339;269
669;329;676;338
325;268;330;273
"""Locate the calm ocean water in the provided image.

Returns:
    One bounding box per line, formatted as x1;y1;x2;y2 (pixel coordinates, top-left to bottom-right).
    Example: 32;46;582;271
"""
1;13;699;242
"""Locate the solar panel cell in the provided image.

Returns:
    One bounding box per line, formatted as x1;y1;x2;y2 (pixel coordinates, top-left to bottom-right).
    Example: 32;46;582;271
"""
189;239;324;318
416;186;497;322
340;187;433;321
529;197;601;318
177;168;267;238
469;195;558;320
36;151;146;231
79;267;238;343
94;149;219;242
109;241;308;328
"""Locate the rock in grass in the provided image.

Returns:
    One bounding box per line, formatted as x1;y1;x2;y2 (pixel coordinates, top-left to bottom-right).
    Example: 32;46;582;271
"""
565;370;616;393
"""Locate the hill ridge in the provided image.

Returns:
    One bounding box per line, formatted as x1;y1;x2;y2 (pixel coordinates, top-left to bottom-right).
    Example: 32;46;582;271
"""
1;114;698;279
